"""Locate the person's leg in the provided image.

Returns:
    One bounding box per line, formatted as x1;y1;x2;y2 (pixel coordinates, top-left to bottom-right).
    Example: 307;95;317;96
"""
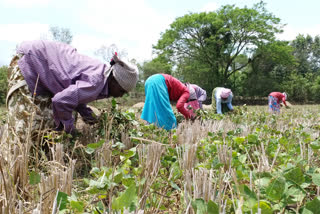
141;74;176;130
6;55;54;145
4;54;56;195
268;95;280;113
211;88;217;112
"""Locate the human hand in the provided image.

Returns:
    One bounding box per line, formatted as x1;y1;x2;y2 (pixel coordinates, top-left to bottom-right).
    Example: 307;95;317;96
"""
54;122;64;132
191;115;198;122
82;113;98;125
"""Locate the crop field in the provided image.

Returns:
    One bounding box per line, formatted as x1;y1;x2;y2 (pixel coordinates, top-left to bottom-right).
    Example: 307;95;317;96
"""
0;102;320;213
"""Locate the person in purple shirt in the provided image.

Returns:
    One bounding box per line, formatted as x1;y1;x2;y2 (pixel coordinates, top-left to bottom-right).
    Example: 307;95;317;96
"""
6;40;139;144
190;84;207;109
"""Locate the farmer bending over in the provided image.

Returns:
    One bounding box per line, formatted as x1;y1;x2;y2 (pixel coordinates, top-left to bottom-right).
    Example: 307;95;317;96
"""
268;92;288;113
6;40;138;144
212;87;234;114
141;74;196;130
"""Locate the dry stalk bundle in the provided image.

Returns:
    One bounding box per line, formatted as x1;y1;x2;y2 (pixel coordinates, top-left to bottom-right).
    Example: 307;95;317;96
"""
95;140;113;168
176;120;210;145
192;168;214;201
122;132;133;150
137;142;164;209
217;144;232;171
253;143;271;172
37;143;76;213
184;167;230;214
176;144;197;174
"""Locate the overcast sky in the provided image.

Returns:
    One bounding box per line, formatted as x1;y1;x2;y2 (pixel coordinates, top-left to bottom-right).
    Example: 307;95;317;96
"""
1;0;320;66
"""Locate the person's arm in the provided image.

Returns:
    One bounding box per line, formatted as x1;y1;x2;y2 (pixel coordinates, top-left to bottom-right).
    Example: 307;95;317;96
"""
227;94;234;110
176;91;192;119
227;102;233;111
76;104;97;124
216;98;222;114
52;76;104;133
197;88;207;102
282;97;287;106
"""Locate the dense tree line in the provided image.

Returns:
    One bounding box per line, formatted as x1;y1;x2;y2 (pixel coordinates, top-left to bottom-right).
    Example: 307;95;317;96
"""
1;3;320;104
139;2;320;103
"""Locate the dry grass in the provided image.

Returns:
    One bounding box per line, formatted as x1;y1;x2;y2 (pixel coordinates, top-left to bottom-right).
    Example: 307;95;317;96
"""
0;104;319;213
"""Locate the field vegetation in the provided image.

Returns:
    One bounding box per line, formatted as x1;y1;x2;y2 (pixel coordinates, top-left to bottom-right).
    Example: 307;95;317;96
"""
1;1;320;213
0;100;320;213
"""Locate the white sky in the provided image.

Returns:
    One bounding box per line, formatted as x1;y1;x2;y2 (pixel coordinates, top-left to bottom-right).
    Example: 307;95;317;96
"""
0;0;320;66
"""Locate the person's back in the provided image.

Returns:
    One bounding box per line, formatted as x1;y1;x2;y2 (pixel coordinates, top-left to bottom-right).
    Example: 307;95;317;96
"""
269;92;285;103
17;40;107;96
8;40;138;134
212;87;233;114
268;92;287;113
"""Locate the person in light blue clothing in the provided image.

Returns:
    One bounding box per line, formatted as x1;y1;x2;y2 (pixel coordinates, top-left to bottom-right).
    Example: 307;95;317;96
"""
212;87;234;114
141;74;192;130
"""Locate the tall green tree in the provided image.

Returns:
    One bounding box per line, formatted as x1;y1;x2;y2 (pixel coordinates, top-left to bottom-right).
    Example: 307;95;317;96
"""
138;56;172;81
291;34;320;75
241;41;296;96
153;1;283;91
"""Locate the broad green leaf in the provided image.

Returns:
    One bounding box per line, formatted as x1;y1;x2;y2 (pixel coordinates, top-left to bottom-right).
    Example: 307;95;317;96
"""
170;181;181;191
122;177;135;187
301;208;313;214
125;148;137;158
87;139;105;149
85;147;95;154
86;140;105;153
284;167;305;185
310;140;320;150
56;191;69;210
286;186;305;203
255;177;271;188
239;154;247;163
87;186;107;195
111;98;117;108
90;167;100;175
88;177;108;189
114;172;123;184
279;137;288;145
207;200;219;214
266;176;285;201
252;201;272;214
239;184;257;208
29;171;41;185
70;201;84;212
312;173;320;186
247;134;258;144
112;184;137;210
234;136;245;144
191;198;207;214
304;197;320;213
170;162;182;180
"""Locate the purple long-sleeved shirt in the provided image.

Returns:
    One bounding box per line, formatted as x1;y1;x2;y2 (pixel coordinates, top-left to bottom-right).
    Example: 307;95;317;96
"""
17;40;110;132
191;84;207;109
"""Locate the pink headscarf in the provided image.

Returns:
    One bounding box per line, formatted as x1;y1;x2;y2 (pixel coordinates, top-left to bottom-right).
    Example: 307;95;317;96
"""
221;88;231;99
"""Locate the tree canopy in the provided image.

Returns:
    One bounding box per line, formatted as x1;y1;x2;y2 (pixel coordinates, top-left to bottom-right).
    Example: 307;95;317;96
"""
153;1;283;90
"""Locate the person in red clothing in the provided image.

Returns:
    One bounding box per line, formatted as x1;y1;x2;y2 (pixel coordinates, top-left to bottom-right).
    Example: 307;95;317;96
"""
268;92;288;113
141;73;193;130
